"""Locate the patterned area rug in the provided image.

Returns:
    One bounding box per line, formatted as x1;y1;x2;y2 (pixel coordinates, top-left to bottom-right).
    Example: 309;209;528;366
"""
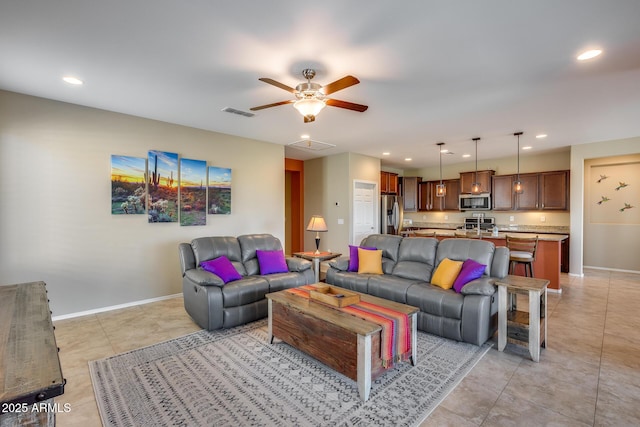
90;319;491;427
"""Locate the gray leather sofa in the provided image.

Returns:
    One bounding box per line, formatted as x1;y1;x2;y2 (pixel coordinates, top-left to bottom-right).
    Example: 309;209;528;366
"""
326;235;509;345
179;234;314;330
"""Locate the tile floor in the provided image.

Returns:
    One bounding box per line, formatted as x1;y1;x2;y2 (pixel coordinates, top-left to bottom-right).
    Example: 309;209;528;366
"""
52;268;640;426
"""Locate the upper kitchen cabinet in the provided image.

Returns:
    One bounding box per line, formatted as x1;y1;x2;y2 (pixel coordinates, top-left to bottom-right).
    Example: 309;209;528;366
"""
401;176;421;212
380;171;399;194
539;171;569;210
491;170;569;211
460;170;494;194
514;173;540;210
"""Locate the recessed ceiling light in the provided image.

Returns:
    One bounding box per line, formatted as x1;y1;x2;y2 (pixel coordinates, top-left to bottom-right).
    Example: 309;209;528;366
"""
62;76;83;85
536;134;547;139
440;149;449;154
462;154;471;158
300;134;310;139
577;49;602;61
405;158;412;161
382;152;390;156
522;146;532;150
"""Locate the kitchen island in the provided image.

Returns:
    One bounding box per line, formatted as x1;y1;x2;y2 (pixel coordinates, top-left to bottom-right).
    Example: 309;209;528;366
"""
413;229;567;291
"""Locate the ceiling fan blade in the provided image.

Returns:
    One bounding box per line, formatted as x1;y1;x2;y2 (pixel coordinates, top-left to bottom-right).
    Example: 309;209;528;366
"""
250;100;294;111
321;75;360;95
325;98;368;112
258;78;297;94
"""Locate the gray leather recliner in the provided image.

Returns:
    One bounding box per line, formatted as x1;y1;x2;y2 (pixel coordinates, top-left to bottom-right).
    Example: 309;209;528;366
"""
179;234;314;330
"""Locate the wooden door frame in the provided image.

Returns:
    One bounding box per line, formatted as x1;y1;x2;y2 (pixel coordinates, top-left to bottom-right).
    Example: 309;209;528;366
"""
285;158;304;254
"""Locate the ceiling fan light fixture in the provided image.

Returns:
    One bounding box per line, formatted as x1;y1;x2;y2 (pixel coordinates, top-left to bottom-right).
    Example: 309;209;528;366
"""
293;98;326;120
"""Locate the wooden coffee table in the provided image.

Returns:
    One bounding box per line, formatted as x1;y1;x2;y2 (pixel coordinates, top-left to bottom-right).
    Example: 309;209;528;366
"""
266;286;418;401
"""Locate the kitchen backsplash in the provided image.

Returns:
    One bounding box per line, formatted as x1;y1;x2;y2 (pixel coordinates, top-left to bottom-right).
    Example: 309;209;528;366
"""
403;211;570;229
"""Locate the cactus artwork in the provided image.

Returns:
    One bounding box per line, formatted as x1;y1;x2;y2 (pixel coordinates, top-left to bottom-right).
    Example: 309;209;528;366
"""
111;155;146;215
180;158;207;226
147;150;179;223
208;166;232;215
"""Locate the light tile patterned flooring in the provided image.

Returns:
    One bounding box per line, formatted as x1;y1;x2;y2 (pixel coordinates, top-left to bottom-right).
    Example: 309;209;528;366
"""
53;268;640;426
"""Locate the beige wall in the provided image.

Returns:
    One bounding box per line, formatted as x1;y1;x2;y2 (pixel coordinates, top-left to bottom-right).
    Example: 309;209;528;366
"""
304;152;380;255
0;90;286;316
571;138;640;274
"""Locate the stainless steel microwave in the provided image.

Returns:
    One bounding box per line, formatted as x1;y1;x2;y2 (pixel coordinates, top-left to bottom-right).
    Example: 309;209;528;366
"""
459;193;491;211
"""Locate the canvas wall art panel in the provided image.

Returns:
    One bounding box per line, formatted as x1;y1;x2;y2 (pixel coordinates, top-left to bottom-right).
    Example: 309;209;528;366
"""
147;150;179;223
111;155;146;215
208;166;232;214
180;158;207;226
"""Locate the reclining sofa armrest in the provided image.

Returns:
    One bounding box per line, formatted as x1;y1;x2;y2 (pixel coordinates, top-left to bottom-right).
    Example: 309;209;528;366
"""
184;269;225;287
178;243;196;276
460;277;496;296
286;257;312;272
328;256;350;271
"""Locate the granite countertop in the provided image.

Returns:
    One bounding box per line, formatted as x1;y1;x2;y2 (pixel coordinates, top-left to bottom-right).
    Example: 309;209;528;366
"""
413;228;568;242
407;222;569;235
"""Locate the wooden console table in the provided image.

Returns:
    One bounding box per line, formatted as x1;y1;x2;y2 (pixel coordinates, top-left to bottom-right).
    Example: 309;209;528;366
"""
0;282;65;426
496;275;549;362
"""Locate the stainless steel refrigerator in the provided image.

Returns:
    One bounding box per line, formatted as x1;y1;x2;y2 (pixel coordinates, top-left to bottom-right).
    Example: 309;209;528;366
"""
380;195;404;235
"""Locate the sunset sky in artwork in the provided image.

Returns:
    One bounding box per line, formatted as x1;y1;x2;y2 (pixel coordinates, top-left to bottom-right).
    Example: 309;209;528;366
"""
180;158;207;187
111;155;146;183
208;166;231;188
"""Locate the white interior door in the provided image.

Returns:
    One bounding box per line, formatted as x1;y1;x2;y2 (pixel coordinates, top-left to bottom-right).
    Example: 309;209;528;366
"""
353;180;378;245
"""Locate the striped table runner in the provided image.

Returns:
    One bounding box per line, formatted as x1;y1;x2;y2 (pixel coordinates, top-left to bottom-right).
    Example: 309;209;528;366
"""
285;286;411;368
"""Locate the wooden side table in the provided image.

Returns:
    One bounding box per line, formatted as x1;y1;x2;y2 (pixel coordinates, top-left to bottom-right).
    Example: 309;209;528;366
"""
496;275;549;362
293;251;341;283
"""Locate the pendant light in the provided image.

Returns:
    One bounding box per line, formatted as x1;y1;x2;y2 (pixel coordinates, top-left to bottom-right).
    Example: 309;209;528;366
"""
436;142;446;197
471;137;481;194
513;132;524;194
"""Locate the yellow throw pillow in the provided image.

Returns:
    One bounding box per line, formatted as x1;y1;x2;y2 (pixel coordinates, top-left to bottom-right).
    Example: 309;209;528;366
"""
358;248;383;274
431;258;464;289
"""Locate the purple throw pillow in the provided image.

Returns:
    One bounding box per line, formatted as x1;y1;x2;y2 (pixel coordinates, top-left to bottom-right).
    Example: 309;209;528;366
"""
348;245;377;272
200;256;242;284
256;249;289;275
453;259;487;293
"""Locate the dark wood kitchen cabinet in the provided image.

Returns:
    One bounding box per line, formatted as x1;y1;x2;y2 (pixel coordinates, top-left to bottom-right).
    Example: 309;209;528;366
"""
539;171;569;210
380;171;398;194
460;170;494;194
492;175;514;211
401;176;421;212
514;173;540;210
419;181;435;211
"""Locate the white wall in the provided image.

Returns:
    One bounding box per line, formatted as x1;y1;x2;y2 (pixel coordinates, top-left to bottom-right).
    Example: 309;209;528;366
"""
0;90;286;316
570;137;640;275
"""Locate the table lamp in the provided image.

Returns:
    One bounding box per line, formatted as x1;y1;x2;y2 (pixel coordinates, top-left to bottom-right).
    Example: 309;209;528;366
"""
306;215;328;254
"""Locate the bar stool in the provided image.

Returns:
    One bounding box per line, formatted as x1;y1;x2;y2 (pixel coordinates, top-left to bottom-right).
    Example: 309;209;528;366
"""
506;235;539;311
506;235;539;277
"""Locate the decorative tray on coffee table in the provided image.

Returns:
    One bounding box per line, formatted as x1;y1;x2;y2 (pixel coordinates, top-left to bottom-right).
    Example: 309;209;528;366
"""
309;284;360;307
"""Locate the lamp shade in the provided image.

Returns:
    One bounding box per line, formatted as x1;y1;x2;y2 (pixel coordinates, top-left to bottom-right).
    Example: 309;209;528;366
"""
306;215;328;232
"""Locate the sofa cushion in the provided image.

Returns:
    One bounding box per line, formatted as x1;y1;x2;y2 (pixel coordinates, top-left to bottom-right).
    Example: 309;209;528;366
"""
200;256;242;284
406;283;464;319
238;234;283;276
221;276;270;307
256;249;288;275
191;236;247;276
348;245;377;272
431;258;463;289
453;259;487;293
325;270;370;293
285;257;312;272
360;235;402;274
392;237;438;281
358;249;383;274
368;275;424;304
436;238;495;277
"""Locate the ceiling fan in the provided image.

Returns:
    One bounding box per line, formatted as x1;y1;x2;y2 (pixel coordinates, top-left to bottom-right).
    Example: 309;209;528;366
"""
250;68;368;123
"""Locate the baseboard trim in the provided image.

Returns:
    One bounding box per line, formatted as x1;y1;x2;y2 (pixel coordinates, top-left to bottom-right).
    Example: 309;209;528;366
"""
583;266;640;275
52;293;182;321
